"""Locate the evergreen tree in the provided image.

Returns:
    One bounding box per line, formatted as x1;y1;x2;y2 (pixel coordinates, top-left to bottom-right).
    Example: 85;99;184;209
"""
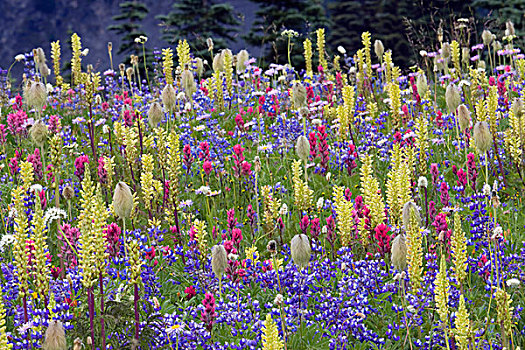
246;0;331;68
328;0;474;68
157;0;240;60
108;1;149;57
472;0;525;38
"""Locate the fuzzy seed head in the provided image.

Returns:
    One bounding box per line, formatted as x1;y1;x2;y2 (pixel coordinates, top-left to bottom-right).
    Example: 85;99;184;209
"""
482;30;493;45
457;104;471;131
113;181;133;219
148;102;164;128
26;81;47;110
402;202;420;230
43;320;67;350
445;84;461;114
416;74;428;97
473;121;492;153
236;49;250;73
374;40;384;58
195;58;204;77
292;82;307;109
291;234;311;269
181;70;196;99
211;244;228;278
295;135;310;161
391;234;407;271
161;84;177;114
30;120;48;146
62;185;75;201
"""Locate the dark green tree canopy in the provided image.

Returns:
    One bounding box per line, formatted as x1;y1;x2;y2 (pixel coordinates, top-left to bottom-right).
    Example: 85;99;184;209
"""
108;1;149;56
157;0;241;60
246;0;332;68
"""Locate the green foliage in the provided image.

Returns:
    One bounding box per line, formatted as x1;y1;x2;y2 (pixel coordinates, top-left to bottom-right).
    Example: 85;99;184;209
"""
108;1;149;56
329;0;473;68
246;0;332;68
157;0;240;60
473;0;525;38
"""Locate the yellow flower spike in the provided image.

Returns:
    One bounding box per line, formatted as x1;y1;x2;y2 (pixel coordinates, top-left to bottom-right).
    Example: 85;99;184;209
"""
262;314;284;350
224;50;233;97
406;213;423;291
360;154;386;229
451;212;468;287
303;39;313;78
316;28;327;71
0;293;12;349
71;33;82;86
333;186;353;246
455;294;471;350
434;255;449;330
162;48;174;85
361;32;372;78
50;40;63;86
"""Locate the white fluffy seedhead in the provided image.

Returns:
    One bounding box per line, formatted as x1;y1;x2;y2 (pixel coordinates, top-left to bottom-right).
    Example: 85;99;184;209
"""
113;181;133;219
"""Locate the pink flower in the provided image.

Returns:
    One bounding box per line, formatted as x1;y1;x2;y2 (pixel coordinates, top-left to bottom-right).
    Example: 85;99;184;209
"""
203;161;213;176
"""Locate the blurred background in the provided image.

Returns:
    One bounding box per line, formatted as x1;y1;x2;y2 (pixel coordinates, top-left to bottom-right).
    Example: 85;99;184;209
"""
0;0;523;74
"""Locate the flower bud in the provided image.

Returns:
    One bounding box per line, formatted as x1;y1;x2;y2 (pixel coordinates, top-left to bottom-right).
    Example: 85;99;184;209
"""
295;135;310;161
473;121;492;153
445;83;461;114
161;84;176;114
148;102;164;128
43;320;67;350
441;42;451;59
290;234;311;269
73;338;82;350
30;120;48;146
374;40;384;59
457;104;471;132
391;234;407;272
113;181;133;219
211;244;228;279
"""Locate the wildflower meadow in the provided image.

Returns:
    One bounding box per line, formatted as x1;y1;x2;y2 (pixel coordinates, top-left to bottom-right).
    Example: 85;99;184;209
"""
0;20;524;350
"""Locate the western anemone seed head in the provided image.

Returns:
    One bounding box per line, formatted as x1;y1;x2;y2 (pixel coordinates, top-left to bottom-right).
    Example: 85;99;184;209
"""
291;234;311;269
457;104;471;132
506;20;515;36
416;74;428;97
478;60;486;70
461;47;470;64
295;135;310;161
213;52;224;72
267;240;277;254
62;185;75;201
181;70;196;99
35;47;46;64
206;38;214;51
445;84;461;114
30;120;48;146
374;40;384;59
211;245;228;278
473;121;492;153
511;98;524;118
26;80;47;111
195;58;204;77
402;201;421;230
43;320;67;350
73;338;82;350
292;82;307;109
391;234;407;272
236;49;250;73
482;30;493;45
418;176;428;188
113;181;133;219
148;102;164;128
161;84;176;114
441;42;451;59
